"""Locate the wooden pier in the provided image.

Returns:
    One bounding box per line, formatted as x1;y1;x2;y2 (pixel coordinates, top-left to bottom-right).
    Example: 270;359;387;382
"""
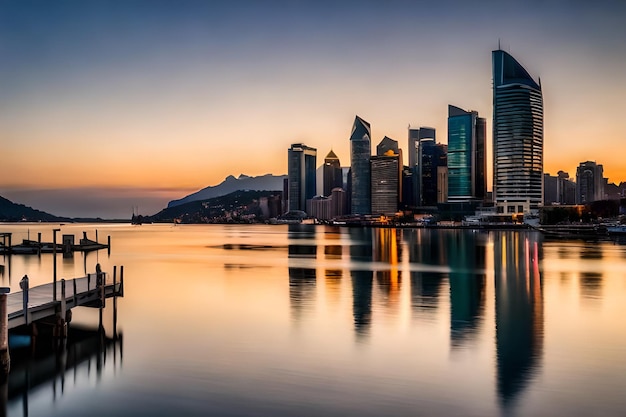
0;266;124;374
6;268;124;330
0;231;110;256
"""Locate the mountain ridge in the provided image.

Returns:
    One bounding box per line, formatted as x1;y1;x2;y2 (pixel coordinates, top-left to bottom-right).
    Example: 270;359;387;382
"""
0;195;65;222
167;173;286;208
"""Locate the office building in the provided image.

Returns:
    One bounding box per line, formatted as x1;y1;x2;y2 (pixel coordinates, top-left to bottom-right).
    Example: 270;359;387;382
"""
493;49;544;214
371;153;400;216
447;105;487;202
323;150;343;197
408;127;437;206
576;161;604;204
288;143;317;212
350;115;372;215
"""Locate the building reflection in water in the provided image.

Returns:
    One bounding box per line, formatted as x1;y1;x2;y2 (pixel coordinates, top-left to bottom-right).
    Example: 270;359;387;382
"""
404;230;446;317
288;225;318;323
349;228;373;339
373;228;402;309
2;326;122;417
323;227;343;306
493;231;544;411
447;231;486;348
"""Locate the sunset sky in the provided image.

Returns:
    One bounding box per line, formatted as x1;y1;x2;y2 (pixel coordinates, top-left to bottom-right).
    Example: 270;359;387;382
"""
1;0;625;218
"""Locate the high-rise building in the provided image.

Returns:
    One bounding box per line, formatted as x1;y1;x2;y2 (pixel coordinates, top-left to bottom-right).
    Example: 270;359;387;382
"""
576;161;604;204
288;143;317;212
447;105;487;203
350;115;372;215
420;140;447;206
371;140;401;216
408;127;437;207
544;171;576;205
323;150;342;197
493;49;544;214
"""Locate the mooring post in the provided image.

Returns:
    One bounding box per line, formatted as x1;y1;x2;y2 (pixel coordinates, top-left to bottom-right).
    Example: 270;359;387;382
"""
0;287;10;375
108;236;111;255
54;279;67;339
119;265;124;298
53;228;60;301
20;275;29;326
37;232;41;256
113;266;118;338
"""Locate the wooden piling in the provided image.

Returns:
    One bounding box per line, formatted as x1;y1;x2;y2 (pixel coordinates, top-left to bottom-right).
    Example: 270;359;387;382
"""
0;287;10;375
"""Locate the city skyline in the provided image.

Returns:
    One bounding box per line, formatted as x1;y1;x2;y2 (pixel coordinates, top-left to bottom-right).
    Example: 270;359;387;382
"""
1;1;625;218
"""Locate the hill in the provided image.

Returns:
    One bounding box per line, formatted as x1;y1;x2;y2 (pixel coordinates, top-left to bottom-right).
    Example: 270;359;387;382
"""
167;174;286;208
0;195;65;222
150;190;282;223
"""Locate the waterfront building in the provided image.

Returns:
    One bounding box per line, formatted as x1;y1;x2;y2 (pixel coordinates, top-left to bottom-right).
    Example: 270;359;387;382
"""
307;195;332;220
371;152;400;216
447;105;487;203
420;140;447;206
408;127;436;207
331;187;347;218
288;143;317;212
323;150;342;197
544;171;575;205
350;116;372;214
492;49;544;214
576;161;604;204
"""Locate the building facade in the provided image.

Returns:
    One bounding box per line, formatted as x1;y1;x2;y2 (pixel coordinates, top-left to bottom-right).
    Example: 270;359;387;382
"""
288;143;317;212
447;105;487;203
492;49;544;214
370;154;400;216
576;161;604;204
323;150;342;197
350;116;372;215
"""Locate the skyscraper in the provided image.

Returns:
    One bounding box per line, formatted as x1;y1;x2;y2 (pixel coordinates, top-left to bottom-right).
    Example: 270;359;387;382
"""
447;105;487;202
576;161;604;204
408;127;437;207
492;49;544;214
288;143;317;212
323;150;342;197
350;115;372;215
371;137;402;216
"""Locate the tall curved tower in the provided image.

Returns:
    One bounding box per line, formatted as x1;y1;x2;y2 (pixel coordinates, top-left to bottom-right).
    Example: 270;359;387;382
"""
492;50;543;213
350;115;371;215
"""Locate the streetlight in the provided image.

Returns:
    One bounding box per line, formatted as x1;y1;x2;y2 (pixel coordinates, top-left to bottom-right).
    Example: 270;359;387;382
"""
53;228;60;301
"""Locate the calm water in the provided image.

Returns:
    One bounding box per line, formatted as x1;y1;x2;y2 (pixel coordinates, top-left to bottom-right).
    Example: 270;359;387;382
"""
2;223;626;417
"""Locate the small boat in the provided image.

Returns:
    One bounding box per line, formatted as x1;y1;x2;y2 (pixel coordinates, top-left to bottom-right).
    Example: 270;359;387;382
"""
606;224;626;235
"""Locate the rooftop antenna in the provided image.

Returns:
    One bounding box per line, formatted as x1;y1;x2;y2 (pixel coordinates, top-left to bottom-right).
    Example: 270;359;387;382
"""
498;38;501;50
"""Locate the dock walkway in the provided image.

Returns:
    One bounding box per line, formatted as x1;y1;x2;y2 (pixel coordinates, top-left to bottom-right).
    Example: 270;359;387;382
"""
6;271;124;330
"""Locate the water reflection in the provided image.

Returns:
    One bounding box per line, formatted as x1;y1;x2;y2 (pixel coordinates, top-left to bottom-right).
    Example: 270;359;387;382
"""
404;230;445;317
580;271;603;301
348;228;373;339
493;232;544;411
374;229;402;310
447;231;486;348
4;326;122;417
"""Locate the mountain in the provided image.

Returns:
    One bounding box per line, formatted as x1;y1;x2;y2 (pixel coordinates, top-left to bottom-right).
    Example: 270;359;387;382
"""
150;190;280;223
0;195;65;222
167;174;286;208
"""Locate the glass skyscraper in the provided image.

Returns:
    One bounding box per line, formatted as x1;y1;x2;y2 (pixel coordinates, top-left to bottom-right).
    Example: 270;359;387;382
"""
492;49;543;213
350;115;372;215
447;105;486;202
288;143;317;212
323;150;342;197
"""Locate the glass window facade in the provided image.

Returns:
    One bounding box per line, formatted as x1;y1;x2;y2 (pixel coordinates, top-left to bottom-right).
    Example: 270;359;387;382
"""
350;116;372;215
492;50;543;211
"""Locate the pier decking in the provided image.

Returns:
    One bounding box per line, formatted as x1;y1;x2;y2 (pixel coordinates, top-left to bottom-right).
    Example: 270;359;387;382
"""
6;271;124;330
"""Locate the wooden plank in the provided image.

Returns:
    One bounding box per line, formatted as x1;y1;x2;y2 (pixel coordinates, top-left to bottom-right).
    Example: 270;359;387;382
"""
6;274;122;330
